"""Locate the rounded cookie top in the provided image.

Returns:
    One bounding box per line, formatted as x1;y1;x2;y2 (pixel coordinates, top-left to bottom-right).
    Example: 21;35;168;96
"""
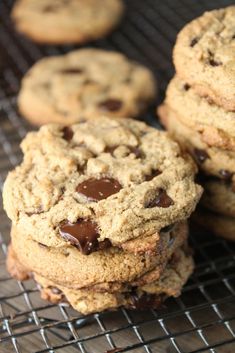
11;0;124;44
173;6;235;111
3;117;202;251
18;49;157;125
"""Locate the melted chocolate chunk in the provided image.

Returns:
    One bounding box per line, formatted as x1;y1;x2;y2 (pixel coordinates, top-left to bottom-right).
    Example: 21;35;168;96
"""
184;83;191;91
59;219;111;255
146;189;174;208
145;169;161;181
190;37;198;47
76;178;122;202
62;126;73;141
209;59;222;67
61;68;83;74
219;169;233;180
98;99;123;112
130;292;162;310
194;148;209;164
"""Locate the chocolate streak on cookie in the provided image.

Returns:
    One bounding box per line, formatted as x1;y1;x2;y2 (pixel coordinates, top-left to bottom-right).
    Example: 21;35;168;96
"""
59;219;111;255
76;177;122;202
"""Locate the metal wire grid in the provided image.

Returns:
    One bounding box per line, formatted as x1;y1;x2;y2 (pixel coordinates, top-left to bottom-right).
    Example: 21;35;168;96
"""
0;0;235;352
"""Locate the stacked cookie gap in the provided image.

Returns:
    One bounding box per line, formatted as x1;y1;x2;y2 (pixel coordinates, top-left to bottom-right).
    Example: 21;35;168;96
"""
4;118;201;314
158;6;235;241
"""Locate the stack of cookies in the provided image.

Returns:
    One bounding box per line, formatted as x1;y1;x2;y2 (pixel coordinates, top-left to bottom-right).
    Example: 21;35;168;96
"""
158;6;235;240
4;117;202;314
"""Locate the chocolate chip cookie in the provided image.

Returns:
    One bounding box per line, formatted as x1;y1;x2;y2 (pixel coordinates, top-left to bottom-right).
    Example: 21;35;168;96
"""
12;0;124;44
174;6;235;111
18;49;157;125
8;241;194;314
158;103;235;181
3;117;202;252
8;221;188;291
163;76;235;142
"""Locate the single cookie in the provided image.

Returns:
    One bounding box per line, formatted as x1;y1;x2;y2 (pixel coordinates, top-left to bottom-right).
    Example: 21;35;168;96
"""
200;179;235;218
18;49;157;125
11;0;124;44
158;104;235;181
163;76;235;147
9;222;188;290
173;6;235;111
8;244;194;314
3;117;202;253
193;208;235;241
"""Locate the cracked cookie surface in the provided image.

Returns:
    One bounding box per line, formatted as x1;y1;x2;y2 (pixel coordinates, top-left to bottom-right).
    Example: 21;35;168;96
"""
3;117;202;252
174;6;235;111
12;0;124;44
18;49;157;125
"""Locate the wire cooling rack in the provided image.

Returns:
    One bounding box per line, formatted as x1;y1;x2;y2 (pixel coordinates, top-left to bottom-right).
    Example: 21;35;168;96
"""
1;0;235;352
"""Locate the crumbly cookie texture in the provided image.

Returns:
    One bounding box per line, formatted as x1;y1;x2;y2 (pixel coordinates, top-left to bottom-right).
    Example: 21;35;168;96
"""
164;76;235;142
201;179;235;218
158;104;235;181
173;6;235;111
3;117;202;251
18;49;157;125
193;209;235;242
9;222;188;289
8;244;194;315
11;0;124;44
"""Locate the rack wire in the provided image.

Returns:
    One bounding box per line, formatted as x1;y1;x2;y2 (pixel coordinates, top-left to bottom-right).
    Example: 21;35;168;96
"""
0;0;235;352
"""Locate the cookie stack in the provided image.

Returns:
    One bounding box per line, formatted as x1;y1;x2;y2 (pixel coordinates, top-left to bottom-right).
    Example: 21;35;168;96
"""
4;117;202;314
158;6;235;241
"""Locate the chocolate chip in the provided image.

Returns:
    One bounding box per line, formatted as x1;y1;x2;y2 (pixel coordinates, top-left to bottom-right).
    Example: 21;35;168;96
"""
62;126;73;141
209;59;222;67
25;207;43;216
219;169;233;180
130;291;162;309
194;148;209;164
146;189;174;208
232;34;235;39
98;99;123;112
145;170;161;181
59;219;111;255
76;178;122;202
60;68;83;74
190;38;198;47
184;83;191;91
